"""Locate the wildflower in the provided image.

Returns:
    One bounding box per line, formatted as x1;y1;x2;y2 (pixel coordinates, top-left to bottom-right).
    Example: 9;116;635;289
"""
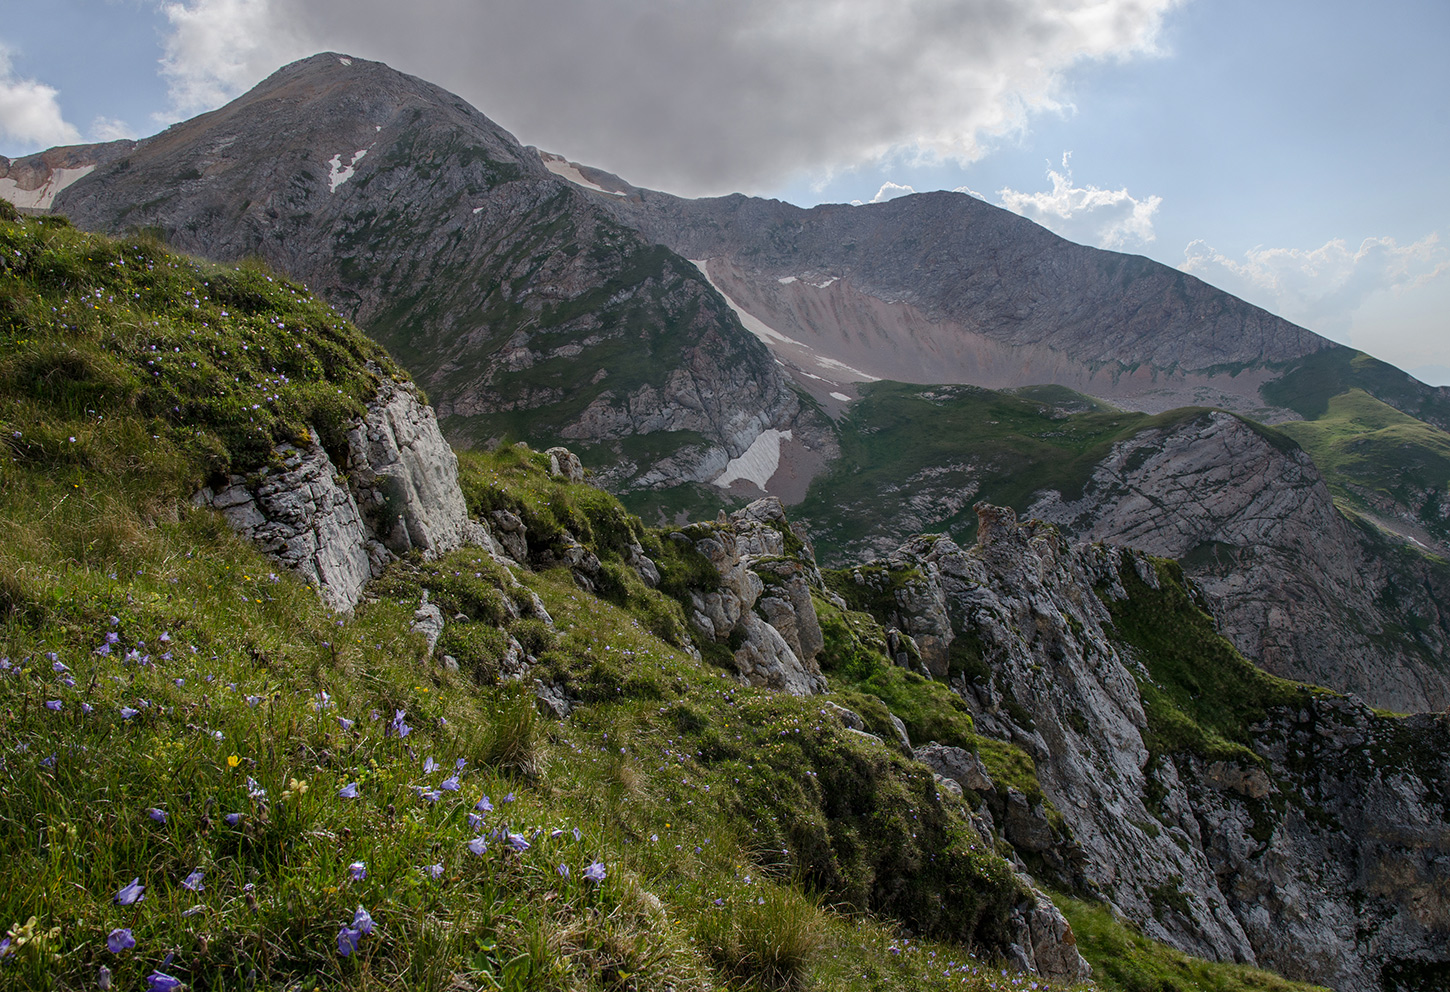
224;813;242;826
338;717;354;731
40;753;56;768
227;755;239;768
348;862;366;881
106;928;135;954
422;863;443;880
158;632;171;643
475;795;493;812
467;812;483;831
245;694;262;707
52;660;69;673
0;937;9;959
44;699;62;711
181;870;204;892
352;905;374;936
439;774;460;792
390;709;410;738
338;782;359;799
146;968;184;990
583;861;606;884
98;965;112;989
337;926;361;957
148;808;167;823
572;827;581;842
507;833;530;853
468;836;488;855
423;756;438;774
246;777;266;799
82;703;93;714
114;878;145;905
281;778;308;799
557;863;569;879
501;792;515;803
455;758;467;770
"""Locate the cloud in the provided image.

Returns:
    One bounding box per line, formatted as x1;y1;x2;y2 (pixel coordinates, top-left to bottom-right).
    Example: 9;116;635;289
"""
0;46;82;151
1181;233;1450;334
152;0;1180;195
996;153;1161;248
90;117;138;143
871;182;917;203
157;0;311;122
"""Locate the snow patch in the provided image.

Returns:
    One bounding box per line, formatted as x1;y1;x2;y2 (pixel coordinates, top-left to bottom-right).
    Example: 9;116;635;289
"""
829;392;851;402
539;153;624;196
327;149;368;193
777;276;798;285
811;277;838;289
338;57;353;66
690;260;880;383
0;165;97;210
714;429;793;490
472;206;485;214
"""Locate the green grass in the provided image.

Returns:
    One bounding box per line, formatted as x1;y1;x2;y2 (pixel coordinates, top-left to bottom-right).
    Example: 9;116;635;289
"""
1274;388;1450;545
1056;896;1329;992
1103;557;1328;768
793;382;1208;564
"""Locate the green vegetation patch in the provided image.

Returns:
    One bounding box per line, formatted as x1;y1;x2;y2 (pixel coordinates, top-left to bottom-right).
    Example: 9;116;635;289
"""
1057;895;1330;992
0;213;398;482
794;381;1208;564
1104;557;1327;766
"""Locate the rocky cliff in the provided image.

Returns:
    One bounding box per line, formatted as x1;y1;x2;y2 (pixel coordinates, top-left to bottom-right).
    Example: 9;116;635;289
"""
844;505;1448;991
1026;410;1450;713
195;372;490;610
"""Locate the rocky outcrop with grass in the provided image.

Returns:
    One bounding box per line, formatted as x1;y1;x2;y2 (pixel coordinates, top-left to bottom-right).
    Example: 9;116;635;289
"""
676;497;827;695
196;374;492;611
1027;409;1450;713
842;504;1449;992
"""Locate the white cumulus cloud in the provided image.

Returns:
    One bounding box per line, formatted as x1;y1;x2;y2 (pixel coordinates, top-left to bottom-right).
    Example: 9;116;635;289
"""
871;182;917;203
0;46;82;152
996;153;1162;249
151;0;1181;195
1181;233;1450;335
90;117;138;143
157;0;312;122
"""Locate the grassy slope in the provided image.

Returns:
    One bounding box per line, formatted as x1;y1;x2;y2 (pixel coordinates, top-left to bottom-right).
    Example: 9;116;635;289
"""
1274;388;1450;546
0;206;1331;991
792;382;1206;564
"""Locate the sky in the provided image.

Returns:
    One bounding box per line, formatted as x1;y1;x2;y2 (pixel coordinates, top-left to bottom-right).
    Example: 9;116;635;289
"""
1;0;1446;384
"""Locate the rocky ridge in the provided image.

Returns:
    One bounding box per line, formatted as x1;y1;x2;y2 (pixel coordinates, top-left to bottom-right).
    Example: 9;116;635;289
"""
842;505;1448;992
1027;410;1450;712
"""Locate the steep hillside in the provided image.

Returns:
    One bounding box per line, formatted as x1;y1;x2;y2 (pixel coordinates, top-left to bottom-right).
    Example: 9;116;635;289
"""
0;202;1367;992
792;383;1450;713
33;54;833;507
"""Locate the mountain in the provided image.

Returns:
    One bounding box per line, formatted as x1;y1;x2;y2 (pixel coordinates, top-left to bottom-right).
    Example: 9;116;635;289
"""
6;53;1450;711
32;53;835;517
3;76;1449;989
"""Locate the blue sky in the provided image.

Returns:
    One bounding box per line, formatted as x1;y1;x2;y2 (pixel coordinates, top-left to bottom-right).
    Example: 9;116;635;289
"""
2;0;1446;383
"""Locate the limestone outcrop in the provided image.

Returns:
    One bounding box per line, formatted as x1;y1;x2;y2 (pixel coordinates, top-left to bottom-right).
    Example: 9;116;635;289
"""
678;497;827;695
869;504;1449;991
196;376;491;610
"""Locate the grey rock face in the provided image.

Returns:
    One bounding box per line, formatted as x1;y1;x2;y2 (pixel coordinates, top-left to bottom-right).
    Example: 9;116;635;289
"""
1028;410;1450;713
196;378;478;610
880;504;1448;991
197;440;379;611
680;497;827;695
